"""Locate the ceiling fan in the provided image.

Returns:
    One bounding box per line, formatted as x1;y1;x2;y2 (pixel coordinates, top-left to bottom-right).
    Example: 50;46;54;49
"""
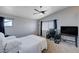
33;6;47;15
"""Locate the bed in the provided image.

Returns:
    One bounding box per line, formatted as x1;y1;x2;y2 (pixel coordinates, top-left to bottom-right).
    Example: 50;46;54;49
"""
18;35;47;53
0;32;47;53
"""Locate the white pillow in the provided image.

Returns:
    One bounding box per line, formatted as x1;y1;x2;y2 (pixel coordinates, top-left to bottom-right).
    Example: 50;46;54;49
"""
0;32;5;40
5;36;16;40
0;32;5;53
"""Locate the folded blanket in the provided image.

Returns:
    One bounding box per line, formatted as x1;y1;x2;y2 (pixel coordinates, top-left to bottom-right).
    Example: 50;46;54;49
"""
3;38;21;53
0;32;21;53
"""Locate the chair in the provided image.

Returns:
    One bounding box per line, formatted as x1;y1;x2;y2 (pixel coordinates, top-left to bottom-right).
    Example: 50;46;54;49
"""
46;29;61;44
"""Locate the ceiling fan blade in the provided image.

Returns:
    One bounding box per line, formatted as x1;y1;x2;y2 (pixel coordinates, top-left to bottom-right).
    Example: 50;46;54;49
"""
34;9;40;13
33;13;40;15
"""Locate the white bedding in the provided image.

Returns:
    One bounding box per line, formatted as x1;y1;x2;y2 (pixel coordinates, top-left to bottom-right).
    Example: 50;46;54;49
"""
3;35;47;53
18;35;47;53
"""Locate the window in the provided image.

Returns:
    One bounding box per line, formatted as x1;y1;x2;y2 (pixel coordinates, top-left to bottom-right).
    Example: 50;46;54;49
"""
48;21;54;29
42;21;54;31
42;21;49;31
4;19;12;27
42;20;54;37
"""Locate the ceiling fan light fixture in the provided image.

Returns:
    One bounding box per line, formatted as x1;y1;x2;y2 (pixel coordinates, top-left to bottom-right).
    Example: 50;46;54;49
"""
33;6;47;15
40;6;42;8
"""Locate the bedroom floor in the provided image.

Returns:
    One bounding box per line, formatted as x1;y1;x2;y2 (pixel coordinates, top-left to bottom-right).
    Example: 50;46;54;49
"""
46;39;79;53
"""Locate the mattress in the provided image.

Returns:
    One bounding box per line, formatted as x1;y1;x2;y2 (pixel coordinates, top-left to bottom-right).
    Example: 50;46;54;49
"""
18;35;47;53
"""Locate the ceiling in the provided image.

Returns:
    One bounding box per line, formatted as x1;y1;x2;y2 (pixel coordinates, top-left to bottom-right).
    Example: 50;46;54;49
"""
0;6;68;20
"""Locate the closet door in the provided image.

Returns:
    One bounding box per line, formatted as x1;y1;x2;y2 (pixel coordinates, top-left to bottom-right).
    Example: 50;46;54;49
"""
0;17;5;34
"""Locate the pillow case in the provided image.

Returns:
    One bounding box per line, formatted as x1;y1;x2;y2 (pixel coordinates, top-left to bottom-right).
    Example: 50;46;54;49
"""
0;32;5;40
0;32;5;53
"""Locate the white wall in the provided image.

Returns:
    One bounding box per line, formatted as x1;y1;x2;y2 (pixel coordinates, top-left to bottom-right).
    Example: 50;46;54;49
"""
4;17;37;37
38;7;79;37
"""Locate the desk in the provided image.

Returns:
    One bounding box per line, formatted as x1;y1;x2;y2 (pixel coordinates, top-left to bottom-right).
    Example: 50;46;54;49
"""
61;34;78;47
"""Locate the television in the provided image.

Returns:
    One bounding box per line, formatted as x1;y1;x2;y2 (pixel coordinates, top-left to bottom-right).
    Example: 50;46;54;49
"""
61;26;78;36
